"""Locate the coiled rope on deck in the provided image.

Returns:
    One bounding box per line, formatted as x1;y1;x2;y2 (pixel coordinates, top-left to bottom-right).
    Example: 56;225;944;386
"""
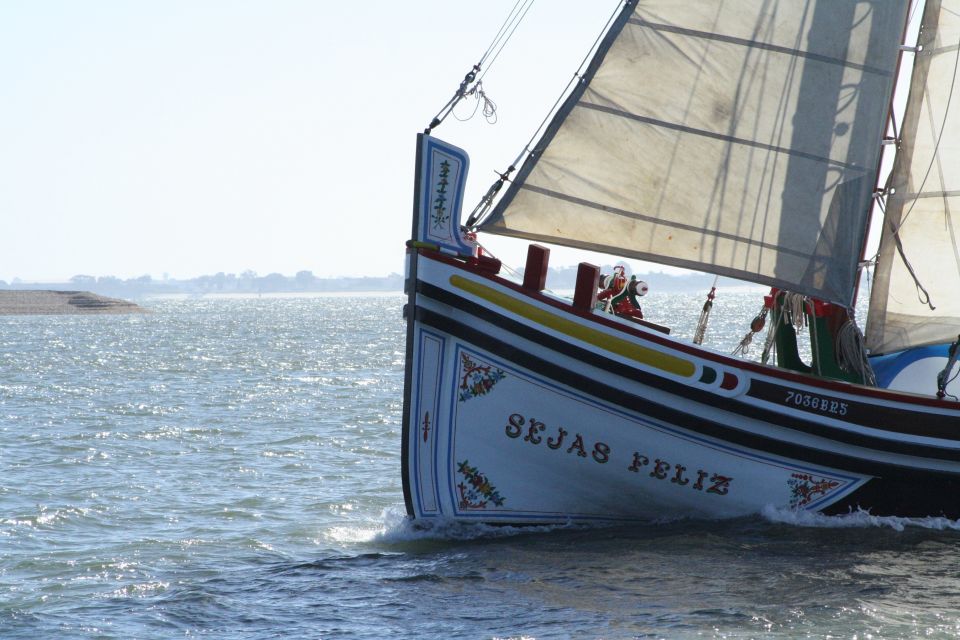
836;316;877;386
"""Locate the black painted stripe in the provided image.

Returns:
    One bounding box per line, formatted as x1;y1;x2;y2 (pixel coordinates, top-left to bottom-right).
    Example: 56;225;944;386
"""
823;474;960;518
749;379;960;440
416;280;960;463
423;278;960;439
415;304;960;486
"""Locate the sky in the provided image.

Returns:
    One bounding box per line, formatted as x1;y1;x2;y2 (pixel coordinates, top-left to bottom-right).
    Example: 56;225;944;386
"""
0;0;643;283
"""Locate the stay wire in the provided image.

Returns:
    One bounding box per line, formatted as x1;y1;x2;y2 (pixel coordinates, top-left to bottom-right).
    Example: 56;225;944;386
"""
868;3;947;310
468;0;628;230
478;0;530;70
876;171;936;309
476;0;536;84
896;27;960;233
517;0;627;160
907;0;923;32
425;0;535;133
477;0;536;82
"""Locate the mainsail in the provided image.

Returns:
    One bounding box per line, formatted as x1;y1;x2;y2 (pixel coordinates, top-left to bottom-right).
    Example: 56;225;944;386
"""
866;0;960;355
479;0;908;307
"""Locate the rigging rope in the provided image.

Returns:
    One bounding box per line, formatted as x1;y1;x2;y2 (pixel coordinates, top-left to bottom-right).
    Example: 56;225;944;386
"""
452;81;499;125
892;17;960;232
479;87;498;121
760;318;779;365
692;276;718;345
808;302;822;377
472;240;523;283
464;165;516;229
889;217;936;309
937;335;960;400
425;66;480;134
874;197;933;309
519;1;626;156
477;0;533;70
879;18;960;310
424;0;535;134
907;0;923;28
466;0;630;230
732;307;767;357
476;0;537;83
781;292;808;331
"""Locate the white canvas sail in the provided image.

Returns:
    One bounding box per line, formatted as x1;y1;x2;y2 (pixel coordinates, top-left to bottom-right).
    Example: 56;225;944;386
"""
866;0;960;355
479;0;908;306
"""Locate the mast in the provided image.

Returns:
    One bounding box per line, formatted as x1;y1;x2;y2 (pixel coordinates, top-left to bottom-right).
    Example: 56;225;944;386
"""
854;1;920;306
866;0;960;355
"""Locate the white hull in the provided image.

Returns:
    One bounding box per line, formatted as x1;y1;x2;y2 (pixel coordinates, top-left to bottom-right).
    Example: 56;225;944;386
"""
402;250;960;524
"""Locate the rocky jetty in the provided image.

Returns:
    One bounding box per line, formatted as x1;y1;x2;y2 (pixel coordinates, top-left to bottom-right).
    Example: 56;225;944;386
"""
0;291;146;315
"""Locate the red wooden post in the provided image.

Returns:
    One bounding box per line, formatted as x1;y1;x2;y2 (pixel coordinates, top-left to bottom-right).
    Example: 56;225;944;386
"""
522;244;550;291
573;262;600;312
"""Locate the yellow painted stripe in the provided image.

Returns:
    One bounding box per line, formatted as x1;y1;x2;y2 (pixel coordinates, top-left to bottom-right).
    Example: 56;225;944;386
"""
450;275;695;378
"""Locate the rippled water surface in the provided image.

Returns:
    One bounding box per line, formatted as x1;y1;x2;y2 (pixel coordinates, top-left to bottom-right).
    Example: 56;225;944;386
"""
2;292;960;639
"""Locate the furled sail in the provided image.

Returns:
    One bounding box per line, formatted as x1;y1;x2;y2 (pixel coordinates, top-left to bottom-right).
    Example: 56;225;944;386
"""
479;0;908;307
866;0;960;356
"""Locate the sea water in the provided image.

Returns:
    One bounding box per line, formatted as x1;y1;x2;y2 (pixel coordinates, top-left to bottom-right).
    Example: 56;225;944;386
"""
2;292;960;639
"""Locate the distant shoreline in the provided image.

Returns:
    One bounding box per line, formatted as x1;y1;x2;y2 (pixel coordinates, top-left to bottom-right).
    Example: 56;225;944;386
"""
0;290;146;315
0;268;725;299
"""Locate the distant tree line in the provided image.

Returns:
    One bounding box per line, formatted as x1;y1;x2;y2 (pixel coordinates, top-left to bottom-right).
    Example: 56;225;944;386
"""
0;266;717;297
0;270;405;297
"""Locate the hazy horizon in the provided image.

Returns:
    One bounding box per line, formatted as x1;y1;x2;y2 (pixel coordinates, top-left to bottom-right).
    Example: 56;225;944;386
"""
2;262;709;286
2;0;682;284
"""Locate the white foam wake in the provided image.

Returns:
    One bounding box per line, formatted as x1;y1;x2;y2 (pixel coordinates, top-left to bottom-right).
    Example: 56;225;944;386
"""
762;504;960;531
371;505;581;543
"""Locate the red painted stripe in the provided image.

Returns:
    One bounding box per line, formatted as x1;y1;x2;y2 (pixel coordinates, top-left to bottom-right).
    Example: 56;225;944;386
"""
417;249;960;410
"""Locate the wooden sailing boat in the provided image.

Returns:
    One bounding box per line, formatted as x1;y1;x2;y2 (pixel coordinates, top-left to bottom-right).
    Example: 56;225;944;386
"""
402;0;960;524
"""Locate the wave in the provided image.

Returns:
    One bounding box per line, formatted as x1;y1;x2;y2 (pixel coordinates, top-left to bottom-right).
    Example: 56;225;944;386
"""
762;504;960;532
329;503;960;551
364;506;586;545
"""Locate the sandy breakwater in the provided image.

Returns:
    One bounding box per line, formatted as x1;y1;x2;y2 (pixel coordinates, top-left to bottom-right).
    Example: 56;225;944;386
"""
0;291;145;315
